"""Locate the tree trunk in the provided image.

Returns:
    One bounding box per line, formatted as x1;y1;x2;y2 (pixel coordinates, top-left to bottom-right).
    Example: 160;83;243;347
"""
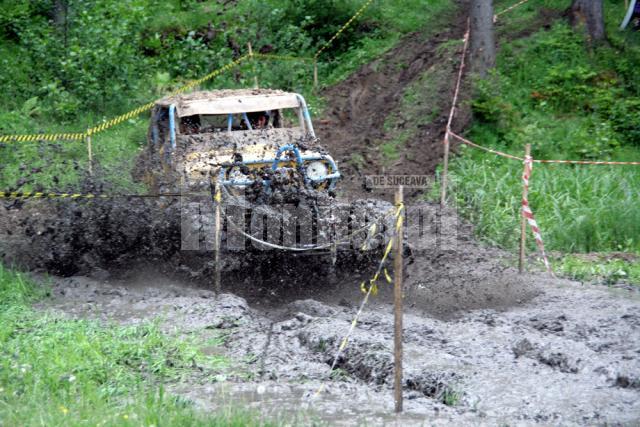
470;0;496;77
569;0;606;42
52;0;68;31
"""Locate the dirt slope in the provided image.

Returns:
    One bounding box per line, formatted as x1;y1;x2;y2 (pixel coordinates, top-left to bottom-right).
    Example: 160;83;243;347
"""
317;4;470;199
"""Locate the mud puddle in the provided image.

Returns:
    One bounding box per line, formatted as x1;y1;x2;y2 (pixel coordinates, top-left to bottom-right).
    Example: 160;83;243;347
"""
35;249;640;426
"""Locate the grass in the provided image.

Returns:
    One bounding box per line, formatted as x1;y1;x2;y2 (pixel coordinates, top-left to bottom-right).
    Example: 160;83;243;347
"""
433;1;640;270
442;151;640;254
0;265;277;426
323;0;454;86
556;254;640;286
378;58;448;164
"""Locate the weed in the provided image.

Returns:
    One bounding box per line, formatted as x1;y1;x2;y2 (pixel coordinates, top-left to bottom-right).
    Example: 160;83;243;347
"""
329;368;351;381
441;388;462;406
349;152;366;170
556;254;640;286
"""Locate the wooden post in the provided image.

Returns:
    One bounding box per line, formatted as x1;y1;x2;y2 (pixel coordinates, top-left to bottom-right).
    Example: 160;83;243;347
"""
214;182;222;293
519;144;531;274
313;59;319;91
86;131;93;176
393;185;404;413
440;131;450;208
248;43;259;89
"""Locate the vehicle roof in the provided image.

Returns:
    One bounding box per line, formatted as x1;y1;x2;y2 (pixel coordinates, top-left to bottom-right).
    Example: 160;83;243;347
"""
156;89;302;117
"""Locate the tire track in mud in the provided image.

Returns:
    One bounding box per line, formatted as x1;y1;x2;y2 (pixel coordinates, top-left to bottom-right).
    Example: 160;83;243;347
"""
317;2;471;200
39;265;640;425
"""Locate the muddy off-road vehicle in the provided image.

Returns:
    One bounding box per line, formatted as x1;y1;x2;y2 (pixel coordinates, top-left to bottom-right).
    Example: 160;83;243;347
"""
136;88;392;256
142;89;340;195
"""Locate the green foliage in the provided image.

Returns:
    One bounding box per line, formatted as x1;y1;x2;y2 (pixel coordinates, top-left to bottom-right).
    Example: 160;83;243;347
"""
441;11;640;258
0;265;273;426
0;0;453;191
557;255;640;286
471;23;640;155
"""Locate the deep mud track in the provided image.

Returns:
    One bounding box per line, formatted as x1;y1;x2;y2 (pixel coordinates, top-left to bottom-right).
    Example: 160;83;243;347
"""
39;227;640;426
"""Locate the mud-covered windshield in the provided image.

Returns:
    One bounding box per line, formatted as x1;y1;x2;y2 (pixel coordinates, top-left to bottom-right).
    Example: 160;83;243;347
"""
179;110;283;134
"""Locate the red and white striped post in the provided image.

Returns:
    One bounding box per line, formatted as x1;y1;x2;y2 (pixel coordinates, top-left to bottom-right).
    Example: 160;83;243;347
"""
519;144;531;273
520;144;554;277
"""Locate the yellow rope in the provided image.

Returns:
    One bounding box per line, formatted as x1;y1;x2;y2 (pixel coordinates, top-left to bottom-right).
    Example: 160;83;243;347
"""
314;0;374;60
1;55;250;143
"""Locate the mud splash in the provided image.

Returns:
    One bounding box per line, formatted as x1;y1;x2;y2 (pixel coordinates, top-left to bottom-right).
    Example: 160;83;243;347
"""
36;254;640;425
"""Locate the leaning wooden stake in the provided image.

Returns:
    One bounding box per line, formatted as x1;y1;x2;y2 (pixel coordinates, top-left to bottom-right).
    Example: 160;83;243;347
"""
440;131;450;208
248;43;259;89
394;185;404;413
519;144;531;274
440;23;469;207
86;131;93;176
313;59;319;91
214;182;222;293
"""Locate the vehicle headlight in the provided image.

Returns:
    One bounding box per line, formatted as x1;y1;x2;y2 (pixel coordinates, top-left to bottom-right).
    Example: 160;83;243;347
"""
306;161;328;181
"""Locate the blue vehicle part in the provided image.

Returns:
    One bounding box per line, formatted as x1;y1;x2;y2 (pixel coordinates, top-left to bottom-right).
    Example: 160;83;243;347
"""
296;95;316;139
218;148;340;189
242;112;253;130
227;114;233;132
167;104;177;163
152;122;159;146
271;144;304;171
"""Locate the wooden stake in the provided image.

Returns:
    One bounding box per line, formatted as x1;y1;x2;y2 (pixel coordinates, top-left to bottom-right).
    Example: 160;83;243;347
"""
86;132;93;176
519;144;531;274
313;59;319;91
214;182;222;293
248;43;259;89
394;185;404;413
440;131;450;208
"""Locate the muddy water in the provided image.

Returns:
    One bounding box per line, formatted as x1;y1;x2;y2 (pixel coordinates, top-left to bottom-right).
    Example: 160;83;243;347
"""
36;251;640;426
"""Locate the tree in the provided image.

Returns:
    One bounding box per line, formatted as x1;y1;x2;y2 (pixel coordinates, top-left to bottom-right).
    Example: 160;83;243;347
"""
568;0;606;42
470;0;496;77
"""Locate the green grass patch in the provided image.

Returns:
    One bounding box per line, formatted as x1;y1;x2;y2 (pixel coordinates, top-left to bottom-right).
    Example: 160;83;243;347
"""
323;0;455;86
436;5;640;260
0;265;274;426
556;254;640;286
440;150;640;254
378;61;448;164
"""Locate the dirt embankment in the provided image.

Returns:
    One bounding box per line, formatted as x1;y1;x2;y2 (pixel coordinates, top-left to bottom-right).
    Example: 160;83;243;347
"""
317;5;471;200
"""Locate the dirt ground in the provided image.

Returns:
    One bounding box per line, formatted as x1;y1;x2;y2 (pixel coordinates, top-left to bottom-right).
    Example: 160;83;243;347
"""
37;232;640;425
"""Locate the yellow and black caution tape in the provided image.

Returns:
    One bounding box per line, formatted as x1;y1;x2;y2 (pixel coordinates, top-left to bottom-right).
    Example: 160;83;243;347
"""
0;191;204;200
86;102;155;136
312;201;404;399
0;191;108;200
359;202;403;296
0;132;87;143
314;0;374;60
1;55;250;143
171;54;250;96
